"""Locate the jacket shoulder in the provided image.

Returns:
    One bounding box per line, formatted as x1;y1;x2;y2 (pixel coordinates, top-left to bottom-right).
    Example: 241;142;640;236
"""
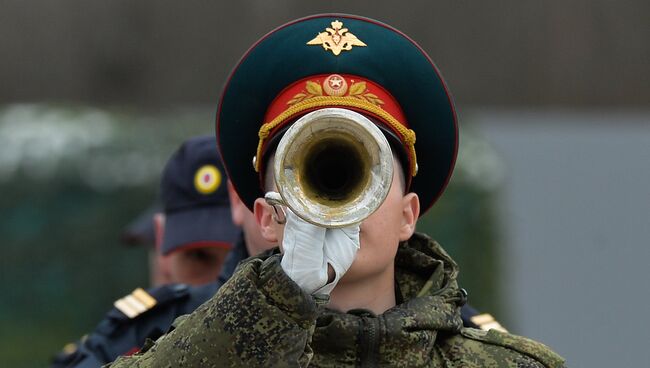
109;255;316;368
51;283;220;367
436;328;565;368
103;282;220;328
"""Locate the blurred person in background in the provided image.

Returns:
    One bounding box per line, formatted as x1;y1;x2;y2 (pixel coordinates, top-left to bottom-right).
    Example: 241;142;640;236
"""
121;135;241;287
155;135;239;285
50;135;247;367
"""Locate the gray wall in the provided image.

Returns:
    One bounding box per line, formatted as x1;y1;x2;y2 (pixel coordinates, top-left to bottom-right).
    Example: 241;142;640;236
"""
475;110;650;367
1;1;648;106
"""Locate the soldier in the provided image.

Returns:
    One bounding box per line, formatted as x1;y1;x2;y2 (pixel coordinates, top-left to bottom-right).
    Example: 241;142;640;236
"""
50;135;244;367
156;135;242;285
118;135;243;287
108;14;565;367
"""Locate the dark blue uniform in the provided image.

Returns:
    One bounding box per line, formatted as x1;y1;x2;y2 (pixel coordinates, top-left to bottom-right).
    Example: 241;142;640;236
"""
51;234;248;368
51;234;487;367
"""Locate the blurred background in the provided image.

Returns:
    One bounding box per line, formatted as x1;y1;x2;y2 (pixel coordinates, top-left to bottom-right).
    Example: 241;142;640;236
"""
0;1;648;367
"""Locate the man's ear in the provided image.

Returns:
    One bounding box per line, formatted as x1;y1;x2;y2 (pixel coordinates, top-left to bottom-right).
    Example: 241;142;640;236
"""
399;193;419;241
153;213;166;252
227;180;246;226
254;198;279;243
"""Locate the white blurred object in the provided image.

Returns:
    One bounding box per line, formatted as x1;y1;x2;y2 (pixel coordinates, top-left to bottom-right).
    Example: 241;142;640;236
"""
0;104;114;181
279;209;360;296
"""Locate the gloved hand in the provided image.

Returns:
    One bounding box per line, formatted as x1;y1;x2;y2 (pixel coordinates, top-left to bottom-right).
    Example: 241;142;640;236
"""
280;210;360;296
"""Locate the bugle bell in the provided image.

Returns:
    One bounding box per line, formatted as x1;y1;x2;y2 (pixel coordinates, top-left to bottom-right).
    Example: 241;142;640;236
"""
266;108;394;228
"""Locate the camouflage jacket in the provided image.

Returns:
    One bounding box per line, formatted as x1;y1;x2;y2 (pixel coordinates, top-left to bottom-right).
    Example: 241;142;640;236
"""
109;233;565;367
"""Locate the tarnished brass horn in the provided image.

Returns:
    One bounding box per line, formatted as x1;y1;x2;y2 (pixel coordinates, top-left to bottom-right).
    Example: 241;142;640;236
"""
265;108;394;228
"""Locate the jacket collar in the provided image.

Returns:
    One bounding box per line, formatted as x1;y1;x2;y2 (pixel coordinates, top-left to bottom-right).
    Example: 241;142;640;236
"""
311;233;465;366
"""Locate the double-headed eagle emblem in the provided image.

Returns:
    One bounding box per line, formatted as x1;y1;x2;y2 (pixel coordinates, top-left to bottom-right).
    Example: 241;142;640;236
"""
307;20;367;56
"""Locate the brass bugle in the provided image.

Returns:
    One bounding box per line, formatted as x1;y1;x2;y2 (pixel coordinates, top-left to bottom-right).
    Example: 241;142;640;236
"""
268;108;393;228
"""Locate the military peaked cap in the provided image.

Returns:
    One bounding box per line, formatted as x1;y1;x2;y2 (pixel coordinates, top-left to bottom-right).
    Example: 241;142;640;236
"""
217;14;458;215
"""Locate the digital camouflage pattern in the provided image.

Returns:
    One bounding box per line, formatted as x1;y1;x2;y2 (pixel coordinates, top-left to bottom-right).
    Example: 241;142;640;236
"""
108;233;565;367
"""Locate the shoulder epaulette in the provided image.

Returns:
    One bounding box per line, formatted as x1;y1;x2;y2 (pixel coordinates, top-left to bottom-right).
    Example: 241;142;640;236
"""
113;288;158;318
109;284;194;322
460;328;565;368
469;313;508;333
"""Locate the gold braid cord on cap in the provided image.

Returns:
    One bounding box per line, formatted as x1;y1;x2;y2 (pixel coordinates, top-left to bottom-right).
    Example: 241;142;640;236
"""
255;96;417;177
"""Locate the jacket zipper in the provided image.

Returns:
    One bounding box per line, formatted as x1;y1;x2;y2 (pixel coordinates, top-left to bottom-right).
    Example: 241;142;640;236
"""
360;316;380;368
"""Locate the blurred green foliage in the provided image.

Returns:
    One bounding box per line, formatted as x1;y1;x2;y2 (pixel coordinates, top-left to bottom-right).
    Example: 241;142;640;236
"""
0;105;505;367
0;179;151;365
421;183;503;315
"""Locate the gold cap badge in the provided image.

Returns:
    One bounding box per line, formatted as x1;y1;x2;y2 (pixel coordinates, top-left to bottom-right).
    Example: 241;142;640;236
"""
307;20;366;56
194;165;222;194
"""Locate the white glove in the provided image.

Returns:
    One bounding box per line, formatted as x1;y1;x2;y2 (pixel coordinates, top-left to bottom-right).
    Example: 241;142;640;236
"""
280;210;360;296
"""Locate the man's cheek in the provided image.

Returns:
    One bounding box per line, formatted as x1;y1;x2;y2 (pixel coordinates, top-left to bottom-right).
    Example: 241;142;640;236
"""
276;223;286;251
358;231;371;250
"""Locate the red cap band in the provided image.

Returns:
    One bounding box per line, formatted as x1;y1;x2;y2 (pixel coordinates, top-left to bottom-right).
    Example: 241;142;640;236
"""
256;74;417;178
